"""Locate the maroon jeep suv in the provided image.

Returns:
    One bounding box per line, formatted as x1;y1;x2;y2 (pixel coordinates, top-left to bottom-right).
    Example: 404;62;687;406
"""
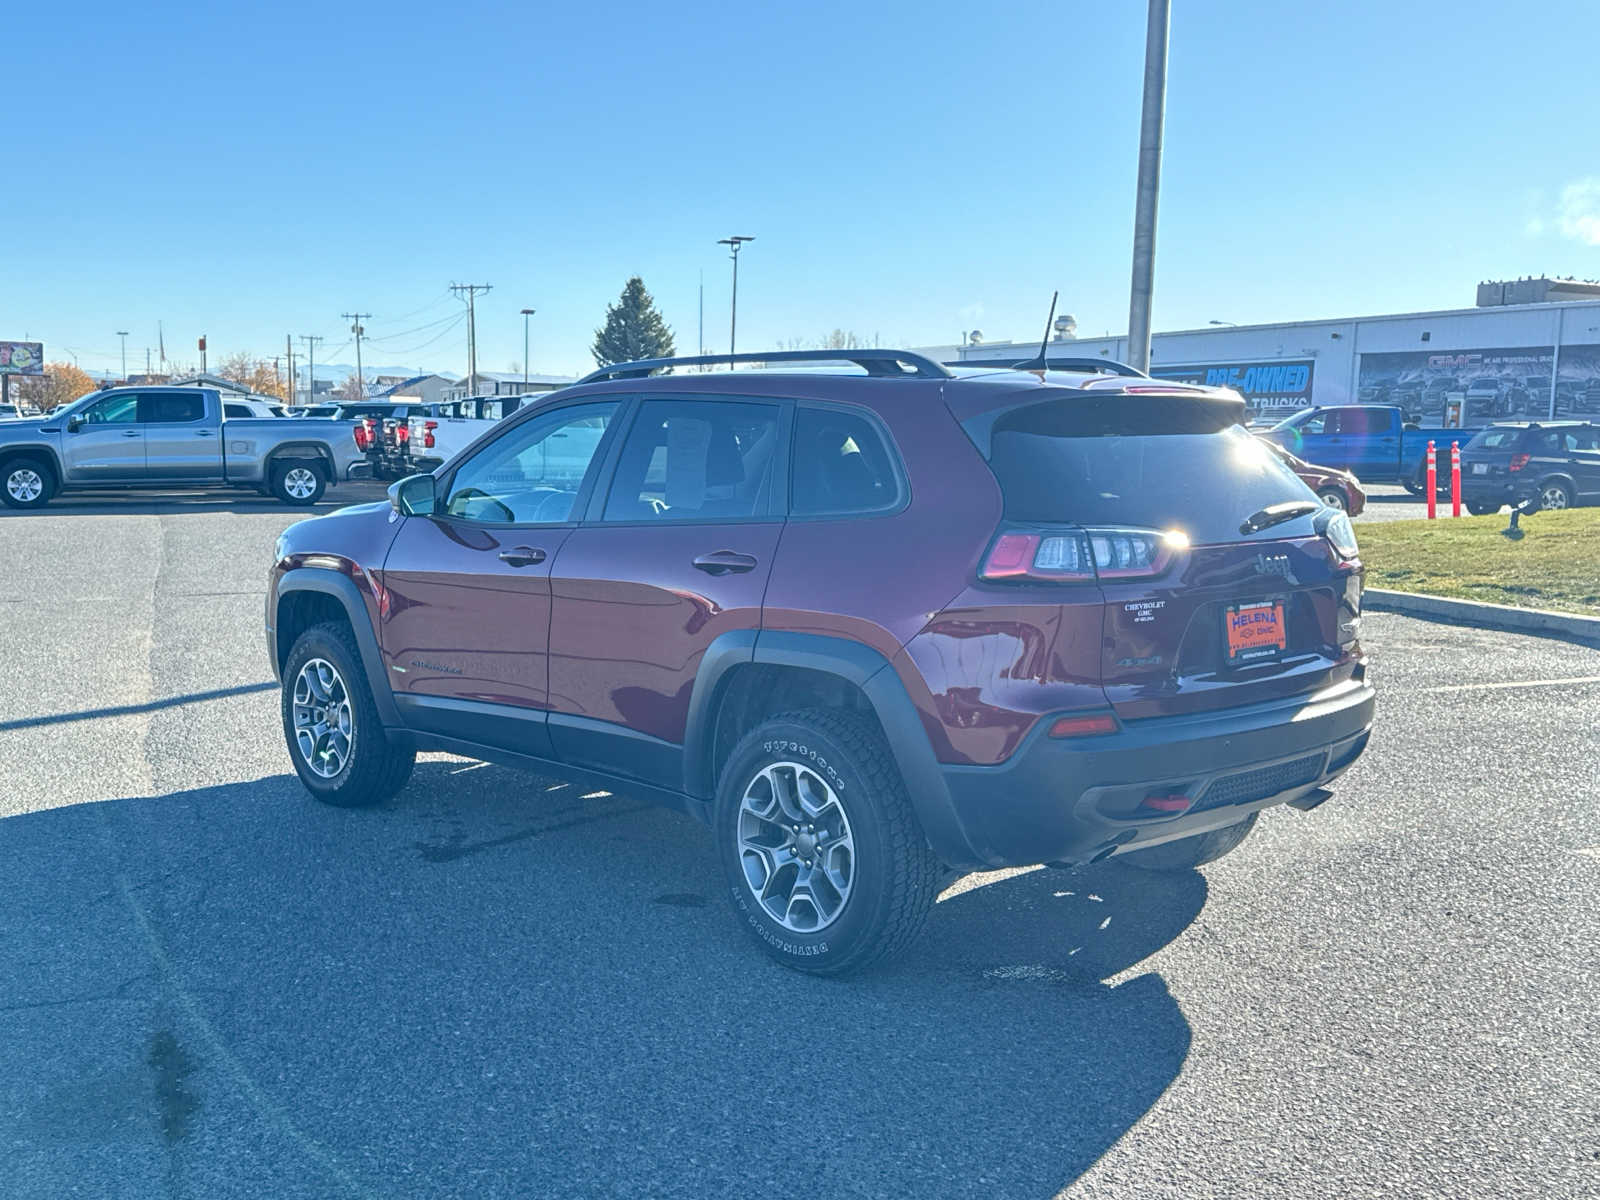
267;350;1374;974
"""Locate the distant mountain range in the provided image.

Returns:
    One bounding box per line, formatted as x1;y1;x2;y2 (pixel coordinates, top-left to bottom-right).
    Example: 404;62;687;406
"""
86;364;462;383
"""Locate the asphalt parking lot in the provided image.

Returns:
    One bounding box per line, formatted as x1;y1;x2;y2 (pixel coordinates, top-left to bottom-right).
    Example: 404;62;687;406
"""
1;495;1596;1199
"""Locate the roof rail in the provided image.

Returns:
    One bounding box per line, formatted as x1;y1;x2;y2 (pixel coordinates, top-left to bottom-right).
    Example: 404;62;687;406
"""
946;356;1149;378
579;348;953;384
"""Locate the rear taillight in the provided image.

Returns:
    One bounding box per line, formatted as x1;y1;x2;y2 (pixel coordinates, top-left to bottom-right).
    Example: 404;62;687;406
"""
352;423;371;451
424;420;437;449
979;526;1185;583
396;422;410;444
1509;453;1531;472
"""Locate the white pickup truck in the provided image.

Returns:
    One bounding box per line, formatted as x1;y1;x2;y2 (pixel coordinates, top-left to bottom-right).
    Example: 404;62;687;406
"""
403;395;533;472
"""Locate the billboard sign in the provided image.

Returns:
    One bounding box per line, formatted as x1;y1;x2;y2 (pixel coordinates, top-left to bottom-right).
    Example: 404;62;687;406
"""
0;341;44;376
1149;358;1315;415
1357;344;1600;421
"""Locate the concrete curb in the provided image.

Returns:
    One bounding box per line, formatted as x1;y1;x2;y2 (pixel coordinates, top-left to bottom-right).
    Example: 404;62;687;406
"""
1363;588;1600;647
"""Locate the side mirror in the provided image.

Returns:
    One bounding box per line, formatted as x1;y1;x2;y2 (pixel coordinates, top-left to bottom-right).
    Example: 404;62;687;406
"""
388;473;437;517
67;414;84;432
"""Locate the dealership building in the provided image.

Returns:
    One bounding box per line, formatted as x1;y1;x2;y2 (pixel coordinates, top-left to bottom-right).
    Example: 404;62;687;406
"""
919;277;1600;425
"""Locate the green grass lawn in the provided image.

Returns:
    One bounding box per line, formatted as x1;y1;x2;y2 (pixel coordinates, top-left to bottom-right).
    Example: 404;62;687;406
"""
1358;507;1600;616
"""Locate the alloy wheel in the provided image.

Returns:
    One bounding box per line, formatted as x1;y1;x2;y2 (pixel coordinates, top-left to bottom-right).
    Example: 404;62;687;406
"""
284;467;319;500
1540;484;1570;510
292;657;354;778
6;468;43;504
1319;489;1347;511
737;762;857;933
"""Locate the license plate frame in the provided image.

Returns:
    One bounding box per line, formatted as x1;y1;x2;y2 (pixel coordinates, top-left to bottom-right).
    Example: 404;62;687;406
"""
1225;600;1287;667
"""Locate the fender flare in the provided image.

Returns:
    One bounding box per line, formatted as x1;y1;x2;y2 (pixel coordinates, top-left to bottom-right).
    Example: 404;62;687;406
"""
681;629;977;867
0;444;65;485
275;567;400;727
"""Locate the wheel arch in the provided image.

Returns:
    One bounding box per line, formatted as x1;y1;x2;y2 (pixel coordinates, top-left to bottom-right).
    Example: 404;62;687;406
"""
274;567;399;726
265;442;336;477
0;445;63;484
683;629;978;867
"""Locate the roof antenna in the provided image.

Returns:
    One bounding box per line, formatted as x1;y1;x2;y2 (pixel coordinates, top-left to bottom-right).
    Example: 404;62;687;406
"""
1016;291;1058;374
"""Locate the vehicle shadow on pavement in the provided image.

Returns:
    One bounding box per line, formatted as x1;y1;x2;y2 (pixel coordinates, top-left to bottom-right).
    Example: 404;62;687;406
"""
1;762;1204;1199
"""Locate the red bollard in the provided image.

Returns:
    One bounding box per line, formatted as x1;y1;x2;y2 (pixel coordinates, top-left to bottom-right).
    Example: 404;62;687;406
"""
1426;441;1437;520
1450;441;1461;517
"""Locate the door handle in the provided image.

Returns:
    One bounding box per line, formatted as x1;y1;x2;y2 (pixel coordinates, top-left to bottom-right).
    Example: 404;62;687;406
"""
196;430;215;437
121;430;142;438
693;550;759;575
498;546;546;567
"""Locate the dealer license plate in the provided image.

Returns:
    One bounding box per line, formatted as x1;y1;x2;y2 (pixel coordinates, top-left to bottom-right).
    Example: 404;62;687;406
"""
1225;601;1287;666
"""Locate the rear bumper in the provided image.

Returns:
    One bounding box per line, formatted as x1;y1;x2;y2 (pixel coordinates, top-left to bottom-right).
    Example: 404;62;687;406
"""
930;673;1375;868
346;460;374;481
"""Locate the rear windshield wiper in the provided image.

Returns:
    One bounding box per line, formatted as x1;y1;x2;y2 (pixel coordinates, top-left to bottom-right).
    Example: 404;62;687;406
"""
1239;501;1320;535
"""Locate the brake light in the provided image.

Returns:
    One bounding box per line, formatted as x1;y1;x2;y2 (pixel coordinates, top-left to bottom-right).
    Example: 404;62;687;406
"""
396;422;410;444
980;527;1185;583
424;420;437;449
1509;453;1531;472
352;423;370;451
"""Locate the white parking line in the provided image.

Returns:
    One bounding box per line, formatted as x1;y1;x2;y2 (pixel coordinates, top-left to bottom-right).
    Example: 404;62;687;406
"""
1421;675;1600;694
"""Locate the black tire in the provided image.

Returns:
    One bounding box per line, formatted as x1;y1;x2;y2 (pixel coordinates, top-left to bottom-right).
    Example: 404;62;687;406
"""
1316;487;1348;512
271;460;327;506
714;709;941;975
1401;476;1425;497
281;621;414;806
1119;812;1258;873
1;456;56;510
1466;499;1499;516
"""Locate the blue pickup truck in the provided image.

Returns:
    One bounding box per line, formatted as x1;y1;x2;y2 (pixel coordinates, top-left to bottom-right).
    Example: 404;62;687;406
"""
1263;405;1482;492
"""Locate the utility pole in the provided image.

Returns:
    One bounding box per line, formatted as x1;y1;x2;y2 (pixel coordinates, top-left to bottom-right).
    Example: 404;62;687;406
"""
717;237;754;357
115;331;129;382
299;335;324;405
343;311;371;400
285;335;295;405
145;347;152;376
698;269;704;363
520;308;536;387
450;282;492;394
1125;0;1171;373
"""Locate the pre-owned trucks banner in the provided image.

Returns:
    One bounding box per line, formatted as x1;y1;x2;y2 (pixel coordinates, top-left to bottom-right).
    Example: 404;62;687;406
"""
1149;359;1315;416
1357;345;1600;421
0;341;44;375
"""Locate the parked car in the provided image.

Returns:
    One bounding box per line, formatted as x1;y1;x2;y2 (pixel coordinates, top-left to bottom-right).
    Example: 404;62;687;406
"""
1264;404;1483;492
0;386;370;509
1259;437;1366;515
401;395;536;473
334;401;428;478
0;403;21;420
220;396;286;420
1458;421;1600;513
267;349;1375;974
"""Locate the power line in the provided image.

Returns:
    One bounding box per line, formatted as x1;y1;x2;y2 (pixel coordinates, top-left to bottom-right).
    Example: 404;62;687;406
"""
374;312;466;357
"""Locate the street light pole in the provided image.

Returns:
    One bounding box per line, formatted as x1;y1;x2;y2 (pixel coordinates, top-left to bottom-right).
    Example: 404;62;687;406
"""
116;331;129;382
717;236;754;357
1125;0;1171;373
521;308;536;387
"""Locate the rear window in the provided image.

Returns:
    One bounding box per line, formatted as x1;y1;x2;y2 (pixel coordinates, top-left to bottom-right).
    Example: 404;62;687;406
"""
984;412;1317;546
1467;428;1525;450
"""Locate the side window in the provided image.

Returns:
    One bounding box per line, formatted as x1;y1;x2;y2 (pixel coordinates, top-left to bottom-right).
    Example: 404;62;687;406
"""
444;401;617;524
791;406;902;516
1575;426;1600;451
138;393;205;423
602;399;781;522
1299;412;1326;435
224;403;253;419
82;393;141;424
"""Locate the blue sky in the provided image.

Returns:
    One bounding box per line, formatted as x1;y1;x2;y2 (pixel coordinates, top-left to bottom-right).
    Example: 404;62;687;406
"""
4;0;1598;379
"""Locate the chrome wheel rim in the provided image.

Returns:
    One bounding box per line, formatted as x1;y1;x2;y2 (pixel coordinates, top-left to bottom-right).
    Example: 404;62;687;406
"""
291;658;354;778
1540;484;1569;510
6;468;42;503
738;761;856;933
1319;490;1346;511
284;467;318;499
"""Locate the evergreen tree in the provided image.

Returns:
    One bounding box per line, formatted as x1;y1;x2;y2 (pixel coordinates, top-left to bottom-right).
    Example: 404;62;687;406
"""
591;276;676;368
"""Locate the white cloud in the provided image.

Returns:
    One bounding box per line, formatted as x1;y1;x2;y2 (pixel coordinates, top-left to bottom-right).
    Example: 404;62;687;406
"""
1557;179;1600;246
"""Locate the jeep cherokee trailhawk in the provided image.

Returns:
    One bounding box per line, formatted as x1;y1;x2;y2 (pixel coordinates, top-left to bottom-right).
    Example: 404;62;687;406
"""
267;349;1375;974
